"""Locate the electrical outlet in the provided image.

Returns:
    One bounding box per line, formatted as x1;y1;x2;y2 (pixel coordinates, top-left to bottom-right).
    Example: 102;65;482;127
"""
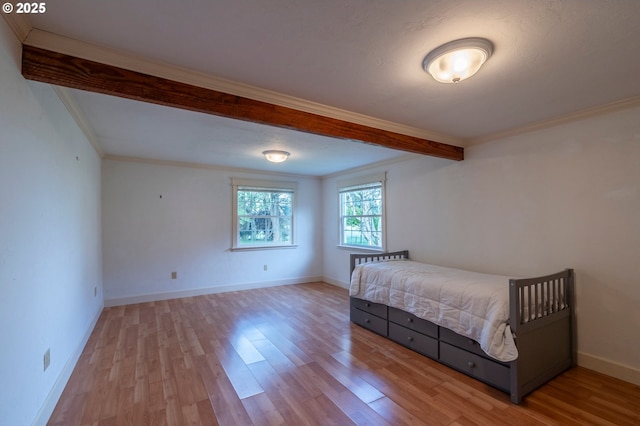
263;264;268;271
44;349;50;371
171;271;177;279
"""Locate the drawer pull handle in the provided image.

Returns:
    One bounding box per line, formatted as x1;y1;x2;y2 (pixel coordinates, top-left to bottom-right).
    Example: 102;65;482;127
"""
407;337;414;342
365;303;371;307
468;361;475;368
364;318;371;323
406;318;413;323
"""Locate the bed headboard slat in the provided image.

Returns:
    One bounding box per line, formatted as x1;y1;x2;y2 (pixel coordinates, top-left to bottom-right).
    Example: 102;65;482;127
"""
349;250;409;277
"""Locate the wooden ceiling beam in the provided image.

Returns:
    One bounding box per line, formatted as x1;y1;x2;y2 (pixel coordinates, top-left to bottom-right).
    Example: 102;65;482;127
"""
21;45;463;161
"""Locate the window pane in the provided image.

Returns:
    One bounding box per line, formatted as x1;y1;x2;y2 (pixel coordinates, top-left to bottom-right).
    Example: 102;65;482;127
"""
236;189;294;247
239;230;253;243
277;217;291;243
340;183;383;248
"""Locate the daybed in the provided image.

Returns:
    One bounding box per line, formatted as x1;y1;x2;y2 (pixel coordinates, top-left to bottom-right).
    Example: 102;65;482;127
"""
349;250;575;403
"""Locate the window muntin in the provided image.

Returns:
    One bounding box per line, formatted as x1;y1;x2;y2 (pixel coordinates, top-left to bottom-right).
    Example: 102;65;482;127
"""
232;179;297;250
339;177;385;249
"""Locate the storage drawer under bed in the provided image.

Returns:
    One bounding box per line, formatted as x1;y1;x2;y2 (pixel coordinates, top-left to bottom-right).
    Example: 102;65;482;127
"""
350;306;387;336
440;342;510;391
350;298;388;318
388;307;438;338
440;326;491;358
388;322;438;359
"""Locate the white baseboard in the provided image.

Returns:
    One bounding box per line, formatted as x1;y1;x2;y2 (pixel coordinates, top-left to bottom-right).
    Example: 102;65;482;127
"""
32;304;104;426
322;276;349;289
104;276;324;307
578;351;640;386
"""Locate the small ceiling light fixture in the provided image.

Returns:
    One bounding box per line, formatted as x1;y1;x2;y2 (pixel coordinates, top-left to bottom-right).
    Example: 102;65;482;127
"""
423;37;493;84
263;150;290;163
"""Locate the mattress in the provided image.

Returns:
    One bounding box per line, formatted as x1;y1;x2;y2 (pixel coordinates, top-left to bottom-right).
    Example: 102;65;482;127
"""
350;260;518;362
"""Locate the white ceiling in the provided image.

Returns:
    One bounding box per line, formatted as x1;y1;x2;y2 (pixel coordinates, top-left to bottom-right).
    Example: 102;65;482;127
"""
21;0;640;176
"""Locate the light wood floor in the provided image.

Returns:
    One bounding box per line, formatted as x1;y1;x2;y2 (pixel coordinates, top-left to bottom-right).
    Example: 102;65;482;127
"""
49;282;640;425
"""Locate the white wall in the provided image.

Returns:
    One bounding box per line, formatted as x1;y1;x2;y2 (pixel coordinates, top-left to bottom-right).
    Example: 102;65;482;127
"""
323;106;640;384
102;159;323;305
0;19;103;426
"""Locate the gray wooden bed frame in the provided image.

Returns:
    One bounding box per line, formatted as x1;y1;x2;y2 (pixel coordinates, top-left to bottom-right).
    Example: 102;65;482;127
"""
349;250;576;403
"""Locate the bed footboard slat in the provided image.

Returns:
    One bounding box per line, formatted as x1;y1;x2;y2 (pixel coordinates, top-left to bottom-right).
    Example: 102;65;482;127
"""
509;268;575;403
510;269;573;332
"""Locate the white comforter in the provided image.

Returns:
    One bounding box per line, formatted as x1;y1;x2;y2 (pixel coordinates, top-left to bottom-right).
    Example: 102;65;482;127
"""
350;260;518;362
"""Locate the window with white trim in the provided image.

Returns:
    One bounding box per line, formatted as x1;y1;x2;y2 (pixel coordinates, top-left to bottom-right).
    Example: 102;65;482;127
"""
232;179;297;250
338;173;386;250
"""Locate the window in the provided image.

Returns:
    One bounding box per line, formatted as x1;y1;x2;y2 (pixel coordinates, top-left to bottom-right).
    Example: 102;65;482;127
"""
232;179;297;250
338;173;386;250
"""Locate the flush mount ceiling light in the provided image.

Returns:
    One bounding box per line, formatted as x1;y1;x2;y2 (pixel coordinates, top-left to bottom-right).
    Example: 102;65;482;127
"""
423;37;493;84
263;150;290;163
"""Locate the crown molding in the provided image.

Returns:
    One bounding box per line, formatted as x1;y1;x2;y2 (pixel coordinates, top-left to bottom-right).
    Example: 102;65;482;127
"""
102;152;418;180
321;153;420;180
470;95;640;145
52;86;104;157
23;29;463;147
1;12;31;42
102;155;324;180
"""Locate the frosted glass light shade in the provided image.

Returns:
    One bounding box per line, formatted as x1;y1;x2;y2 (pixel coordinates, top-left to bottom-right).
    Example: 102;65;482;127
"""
423;38;493;83
263;150;290;163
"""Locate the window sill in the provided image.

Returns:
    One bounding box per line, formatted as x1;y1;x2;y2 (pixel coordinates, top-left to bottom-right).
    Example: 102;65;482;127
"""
337;245;384;253
231;245;298;252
